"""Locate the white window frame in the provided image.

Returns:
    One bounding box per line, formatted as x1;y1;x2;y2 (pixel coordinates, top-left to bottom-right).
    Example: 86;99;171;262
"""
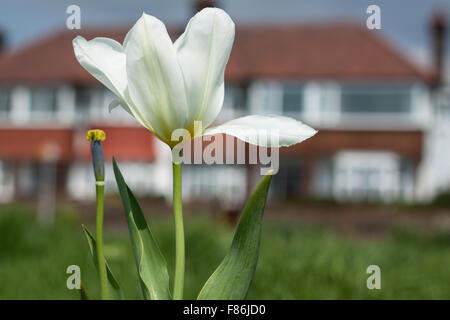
318;81;341;126
0;161;14;202
10;86;30;124
332;150;402;203
55;86;75;124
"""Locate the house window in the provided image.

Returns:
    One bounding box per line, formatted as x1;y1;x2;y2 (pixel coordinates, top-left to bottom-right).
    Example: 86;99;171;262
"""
0;161;14;202
341;85;411;114
30;88;58;117
282;84;304;114
223;85;247;113
219;85;247;120
182;165;247;208
0;88;11;114
332;151;401;202
270;159;302;199
74;86;91;120
228;86;247;111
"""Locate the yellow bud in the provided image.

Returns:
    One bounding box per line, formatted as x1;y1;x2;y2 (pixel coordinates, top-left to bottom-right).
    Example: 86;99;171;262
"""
86;129;106;142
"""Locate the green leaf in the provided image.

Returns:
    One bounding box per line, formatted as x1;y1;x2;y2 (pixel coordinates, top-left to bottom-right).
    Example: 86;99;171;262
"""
80;282;90;300
113;157;171;300
82;225;123;300
197;172;273;300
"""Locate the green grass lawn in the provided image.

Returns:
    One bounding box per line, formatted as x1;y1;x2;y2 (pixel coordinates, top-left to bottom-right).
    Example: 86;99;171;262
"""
0;204;449;299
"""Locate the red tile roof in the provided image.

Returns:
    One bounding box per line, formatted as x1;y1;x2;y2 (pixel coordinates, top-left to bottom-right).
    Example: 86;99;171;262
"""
0;22;433;85
229;23;434;82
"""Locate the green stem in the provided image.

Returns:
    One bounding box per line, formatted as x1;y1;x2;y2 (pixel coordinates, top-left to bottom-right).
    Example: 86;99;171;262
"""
95;183;108;300
172;162;184;300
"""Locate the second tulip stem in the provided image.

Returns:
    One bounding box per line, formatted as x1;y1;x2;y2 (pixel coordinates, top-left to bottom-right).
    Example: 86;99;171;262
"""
96;183;108;300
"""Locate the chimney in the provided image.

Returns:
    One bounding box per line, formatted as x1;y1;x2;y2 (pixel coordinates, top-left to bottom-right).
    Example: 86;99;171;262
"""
431;10;447;86
194;0;217;12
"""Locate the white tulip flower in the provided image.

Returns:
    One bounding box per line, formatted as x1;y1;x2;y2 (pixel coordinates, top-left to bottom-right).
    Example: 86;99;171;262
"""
73;8;316;149
73;8;318;300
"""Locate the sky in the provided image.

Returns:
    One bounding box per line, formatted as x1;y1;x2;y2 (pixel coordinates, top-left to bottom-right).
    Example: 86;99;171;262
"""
1;0;450;70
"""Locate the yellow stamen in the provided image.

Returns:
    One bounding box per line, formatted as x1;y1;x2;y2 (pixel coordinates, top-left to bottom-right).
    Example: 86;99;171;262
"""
86;129;106;142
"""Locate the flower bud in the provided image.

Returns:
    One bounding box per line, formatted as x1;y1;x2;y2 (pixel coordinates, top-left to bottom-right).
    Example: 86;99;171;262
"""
86;129;105;182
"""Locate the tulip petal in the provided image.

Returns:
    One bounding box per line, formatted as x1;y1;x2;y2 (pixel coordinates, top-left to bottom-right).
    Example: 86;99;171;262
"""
109;98;155;133
108;99;133;115
73;36;155;133
204;115;317;147
124;13;188;143
73;36;128;100
174;8;235;129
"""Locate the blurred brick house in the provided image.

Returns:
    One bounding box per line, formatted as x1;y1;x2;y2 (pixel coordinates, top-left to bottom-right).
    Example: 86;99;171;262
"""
0;3;449;205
